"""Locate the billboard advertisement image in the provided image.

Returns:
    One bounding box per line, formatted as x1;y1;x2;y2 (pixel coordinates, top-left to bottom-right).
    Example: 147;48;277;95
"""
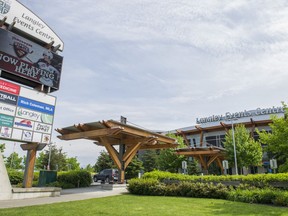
0;78;56;144
0;28;63;90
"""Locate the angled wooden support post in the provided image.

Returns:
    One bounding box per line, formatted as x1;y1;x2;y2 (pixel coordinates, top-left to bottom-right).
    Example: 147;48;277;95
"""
21;143;46;188
100;138;121;170
216;158;224;174
124;142;142;169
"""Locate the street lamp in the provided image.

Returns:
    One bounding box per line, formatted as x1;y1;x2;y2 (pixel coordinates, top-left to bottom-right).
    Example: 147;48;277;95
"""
47;142;55;170
230;119;238;175
226;119;238;175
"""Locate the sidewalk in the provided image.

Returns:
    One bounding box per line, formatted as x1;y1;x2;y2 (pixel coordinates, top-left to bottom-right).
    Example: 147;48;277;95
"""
0;184;128;209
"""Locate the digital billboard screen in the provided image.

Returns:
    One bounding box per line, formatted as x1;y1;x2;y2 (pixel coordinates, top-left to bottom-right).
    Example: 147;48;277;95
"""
0;28;63;91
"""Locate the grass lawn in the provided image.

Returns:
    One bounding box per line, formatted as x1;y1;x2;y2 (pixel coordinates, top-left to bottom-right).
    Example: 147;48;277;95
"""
0;194;287;216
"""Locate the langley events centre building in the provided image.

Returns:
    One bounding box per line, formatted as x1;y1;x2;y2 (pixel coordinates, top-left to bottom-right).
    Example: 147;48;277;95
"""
174;106;284;175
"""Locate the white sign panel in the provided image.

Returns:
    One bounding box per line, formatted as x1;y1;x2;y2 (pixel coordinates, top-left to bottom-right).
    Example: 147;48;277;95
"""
0;0;64;51
0;78;56;144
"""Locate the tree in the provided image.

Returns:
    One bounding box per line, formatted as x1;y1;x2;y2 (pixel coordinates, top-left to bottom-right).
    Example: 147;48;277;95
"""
125;157;144;179
83;164;94;173
258;104;288;172
94;151;115;172
0;143;5;153
66;157;80;171
35;145;68;171
5;152;24;170
224;124;262;173
158;134;187;173
139;150;159;172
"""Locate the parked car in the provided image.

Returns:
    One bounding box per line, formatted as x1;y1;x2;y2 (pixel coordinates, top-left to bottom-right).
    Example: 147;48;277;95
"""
93;169;119;183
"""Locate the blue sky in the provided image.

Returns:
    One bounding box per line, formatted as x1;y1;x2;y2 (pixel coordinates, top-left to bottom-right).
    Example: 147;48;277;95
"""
3;0;288;167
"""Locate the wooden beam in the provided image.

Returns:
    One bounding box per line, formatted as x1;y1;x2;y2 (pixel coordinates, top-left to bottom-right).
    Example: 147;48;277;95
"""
200;131;204;147
207;154;219;167
176;129;190;146
57;127;123;140
216;158;224;173
177;150;220;155
104;121;176;144
123;142;141;161
23;148;37;188
124;145;141;169
220;122;228;133
139;143;178;150
198;155;207;170
100;137;121;170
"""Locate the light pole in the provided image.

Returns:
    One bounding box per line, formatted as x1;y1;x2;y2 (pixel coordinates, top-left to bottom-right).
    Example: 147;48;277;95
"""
47;142;55;170
231;119;238;175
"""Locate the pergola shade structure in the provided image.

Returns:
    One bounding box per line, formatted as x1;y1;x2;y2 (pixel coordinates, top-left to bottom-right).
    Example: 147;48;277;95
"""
176;146;226;174
56;120;178;183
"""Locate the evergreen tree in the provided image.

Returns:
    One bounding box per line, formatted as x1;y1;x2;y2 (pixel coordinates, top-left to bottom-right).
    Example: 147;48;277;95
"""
94;150;115;172
139;150;159;172
35;145;68;171
125;157;144;179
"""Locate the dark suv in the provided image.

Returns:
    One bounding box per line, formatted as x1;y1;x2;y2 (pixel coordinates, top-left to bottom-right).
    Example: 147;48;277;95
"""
93;169;119;183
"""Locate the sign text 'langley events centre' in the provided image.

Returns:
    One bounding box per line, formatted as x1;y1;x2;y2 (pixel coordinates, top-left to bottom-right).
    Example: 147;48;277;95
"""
196;106;284;124
0;78;55;144
0;0;64;51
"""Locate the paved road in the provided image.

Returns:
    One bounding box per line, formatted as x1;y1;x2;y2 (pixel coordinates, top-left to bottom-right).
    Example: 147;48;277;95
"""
0;184;128;209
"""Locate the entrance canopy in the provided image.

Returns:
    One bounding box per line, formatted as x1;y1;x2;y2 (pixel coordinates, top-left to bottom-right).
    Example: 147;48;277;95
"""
56;120;178;182
56;120;177;149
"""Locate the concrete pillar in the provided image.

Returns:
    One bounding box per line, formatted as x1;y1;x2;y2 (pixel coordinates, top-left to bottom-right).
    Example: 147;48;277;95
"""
0;152;12;200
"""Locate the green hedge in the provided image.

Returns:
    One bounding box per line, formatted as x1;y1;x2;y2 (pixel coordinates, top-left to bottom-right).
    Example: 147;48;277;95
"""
128;171;288;206
57;170;92;189
127;178;229;199
7;169;24;185
143;171;288;188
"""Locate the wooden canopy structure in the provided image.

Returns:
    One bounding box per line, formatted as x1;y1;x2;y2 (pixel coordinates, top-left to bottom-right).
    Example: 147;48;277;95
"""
56;120;178;183
176;146;226;174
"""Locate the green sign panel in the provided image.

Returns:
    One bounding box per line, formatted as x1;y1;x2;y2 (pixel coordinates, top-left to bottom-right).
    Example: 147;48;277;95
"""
0;114;14;127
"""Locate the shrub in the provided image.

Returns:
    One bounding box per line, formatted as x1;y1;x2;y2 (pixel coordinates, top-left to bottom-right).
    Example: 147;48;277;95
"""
273;191;288;206
227;188;277;204
57;170;92;189
7;169;23;185
128;178;229;199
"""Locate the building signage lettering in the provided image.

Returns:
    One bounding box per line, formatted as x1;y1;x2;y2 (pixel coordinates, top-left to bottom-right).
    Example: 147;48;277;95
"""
34;122;52;134
0;102;16;116
0;113;14;127
0;0;64;51
14;117;34;130
16;107;41;121
0;91;18;105
17;96;54;115
0;79;20;95
196;106;285;124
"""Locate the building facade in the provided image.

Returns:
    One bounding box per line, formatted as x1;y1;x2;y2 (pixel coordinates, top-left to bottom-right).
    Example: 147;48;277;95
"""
175;106;284;174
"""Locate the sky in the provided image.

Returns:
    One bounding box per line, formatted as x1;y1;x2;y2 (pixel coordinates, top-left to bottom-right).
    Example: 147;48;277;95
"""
2;0;288;167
